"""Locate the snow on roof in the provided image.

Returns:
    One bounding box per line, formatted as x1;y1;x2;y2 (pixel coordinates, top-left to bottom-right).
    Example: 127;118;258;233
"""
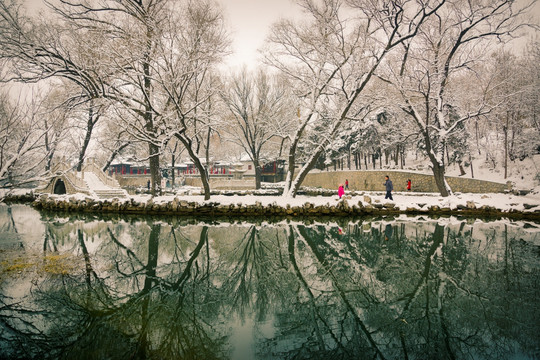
239;153;252;162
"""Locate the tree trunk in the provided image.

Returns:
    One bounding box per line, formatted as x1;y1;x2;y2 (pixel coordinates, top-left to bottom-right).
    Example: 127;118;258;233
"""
76;104;97;172
283;123;306;195
171;152;176;189
205;126;211;177
475;119;481;155
175;133;211;200
143;27;160;196
149;143;161;196
469;153;474;179
253;158;262;190
431;161;450;197
46;150;55;172
510;127;515;159
287;148;324;197
504;114;509;179
278;137;286;157
458;162;466;176
44;129;55;172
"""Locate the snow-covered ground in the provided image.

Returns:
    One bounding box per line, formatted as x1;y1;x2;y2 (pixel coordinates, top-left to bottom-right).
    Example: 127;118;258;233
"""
83;172;112;191
445;154;540;190
121;189;539;213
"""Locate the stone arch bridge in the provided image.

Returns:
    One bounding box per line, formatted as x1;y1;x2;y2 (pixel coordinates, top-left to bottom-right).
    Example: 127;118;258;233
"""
39;160;127;199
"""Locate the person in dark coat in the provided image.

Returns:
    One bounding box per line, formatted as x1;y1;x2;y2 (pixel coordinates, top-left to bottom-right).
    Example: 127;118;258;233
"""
384;175;393;200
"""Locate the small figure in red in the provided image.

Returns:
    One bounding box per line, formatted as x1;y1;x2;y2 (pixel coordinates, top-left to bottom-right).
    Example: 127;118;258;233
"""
345;179;349;190
407;179;411;191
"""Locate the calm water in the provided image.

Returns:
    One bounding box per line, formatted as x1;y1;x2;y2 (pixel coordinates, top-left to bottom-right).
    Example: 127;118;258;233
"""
0;204;539;360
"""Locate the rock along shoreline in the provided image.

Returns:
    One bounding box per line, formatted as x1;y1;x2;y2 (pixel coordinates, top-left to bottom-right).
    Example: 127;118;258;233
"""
3;192;539;220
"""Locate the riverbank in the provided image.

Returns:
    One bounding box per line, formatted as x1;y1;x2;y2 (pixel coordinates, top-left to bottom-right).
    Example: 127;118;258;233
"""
3;189;540;220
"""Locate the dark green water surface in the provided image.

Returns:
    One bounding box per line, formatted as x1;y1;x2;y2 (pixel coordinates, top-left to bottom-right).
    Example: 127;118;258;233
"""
0;204;539;359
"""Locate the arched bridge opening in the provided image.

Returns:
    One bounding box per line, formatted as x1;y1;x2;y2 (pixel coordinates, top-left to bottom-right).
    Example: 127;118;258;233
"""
53;179;66;195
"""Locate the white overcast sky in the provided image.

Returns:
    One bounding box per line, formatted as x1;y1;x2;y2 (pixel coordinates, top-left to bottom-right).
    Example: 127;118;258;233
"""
219;0;302;69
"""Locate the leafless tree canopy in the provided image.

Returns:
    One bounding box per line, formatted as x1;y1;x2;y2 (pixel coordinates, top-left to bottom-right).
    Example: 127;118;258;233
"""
0;0;537;197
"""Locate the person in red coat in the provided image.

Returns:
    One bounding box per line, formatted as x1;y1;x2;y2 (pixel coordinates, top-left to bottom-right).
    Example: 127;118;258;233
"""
407;179;411;191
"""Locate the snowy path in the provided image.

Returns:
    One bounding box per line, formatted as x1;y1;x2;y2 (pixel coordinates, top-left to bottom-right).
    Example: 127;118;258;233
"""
83;172;112;191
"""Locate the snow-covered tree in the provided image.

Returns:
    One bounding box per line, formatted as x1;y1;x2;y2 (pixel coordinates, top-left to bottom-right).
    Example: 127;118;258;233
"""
156;0;229;200
1;0;230;198
263;0;444;197
0;90;50;190
38;87;73;172
95;107;138;173
378;0;535;196
221;68;294;189
378;0;530;196
0;0;122;179
483;46;540;179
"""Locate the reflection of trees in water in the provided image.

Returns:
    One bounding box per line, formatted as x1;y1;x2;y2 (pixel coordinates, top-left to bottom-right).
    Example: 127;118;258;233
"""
0;211;539;359
1;216;226;359
221;225;291;321
0;205;22;249
0;206;17;233
274;221;540;360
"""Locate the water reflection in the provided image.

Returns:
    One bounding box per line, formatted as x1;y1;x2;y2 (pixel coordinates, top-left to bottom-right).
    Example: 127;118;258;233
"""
0;204;539;359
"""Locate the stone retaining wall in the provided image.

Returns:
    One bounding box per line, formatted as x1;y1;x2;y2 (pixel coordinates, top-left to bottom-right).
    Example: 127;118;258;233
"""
115;175;151;187
302;170;511;193
185;177;255;190
3;192;538;220
26;194;539;220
